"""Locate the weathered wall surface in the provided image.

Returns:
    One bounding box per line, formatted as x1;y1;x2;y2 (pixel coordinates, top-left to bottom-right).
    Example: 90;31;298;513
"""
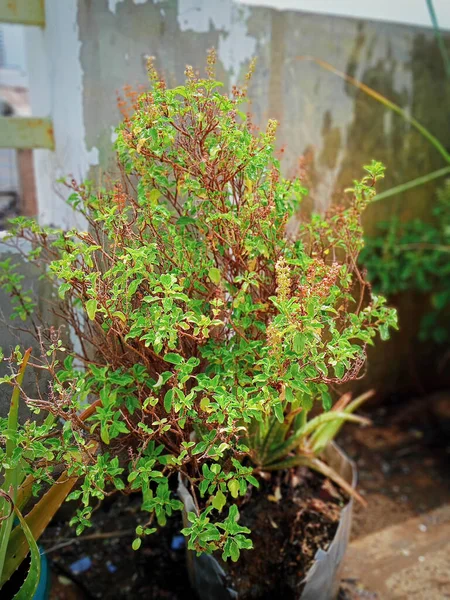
79;0;450;225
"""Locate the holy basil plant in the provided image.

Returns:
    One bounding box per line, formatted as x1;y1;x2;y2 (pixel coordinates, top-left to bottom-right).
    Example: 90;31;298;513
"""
0;52;397;563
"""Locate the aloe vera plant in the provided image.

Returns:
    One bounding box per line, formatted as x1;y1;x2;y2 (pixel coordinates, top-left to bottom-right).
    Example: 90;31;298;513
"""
249;390;374;504
0;348;42;599
0;349;79;596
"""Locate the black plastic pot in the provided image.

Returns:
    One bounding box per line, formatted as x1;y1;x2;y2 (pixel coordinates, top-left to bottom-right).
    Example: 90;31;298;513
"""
179;443;356;600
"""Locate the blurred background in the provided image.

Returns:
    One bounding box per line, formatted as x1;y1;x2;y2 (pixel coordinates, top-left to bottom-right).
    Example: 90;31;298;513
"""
0;2;449;598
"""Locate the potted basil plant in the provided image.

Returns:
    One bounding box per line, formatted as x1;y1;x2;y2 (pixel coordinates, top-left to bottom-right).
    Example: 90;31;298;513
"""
0;51;397;599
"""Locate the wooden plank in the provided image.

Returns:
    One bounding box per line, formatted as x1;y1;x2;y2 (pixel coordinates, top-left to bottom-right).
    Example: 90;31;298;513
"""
0;117;54;149
0;0;45;26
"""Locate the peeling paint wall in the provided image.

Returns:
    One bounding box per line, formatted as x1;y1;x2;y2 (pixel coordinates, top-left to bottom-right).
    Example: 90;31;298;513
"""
78;0;450;220
26;0;99;229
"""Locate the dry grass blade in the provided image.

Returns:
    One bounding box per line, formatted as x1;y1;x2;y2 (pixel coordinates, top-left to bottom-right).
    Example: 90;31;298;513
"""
260;455;366;506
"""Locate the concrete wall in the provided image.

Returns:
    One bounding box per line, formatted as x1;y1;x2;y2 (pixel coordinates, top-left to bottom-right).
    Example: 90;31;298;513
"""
242;0;450;30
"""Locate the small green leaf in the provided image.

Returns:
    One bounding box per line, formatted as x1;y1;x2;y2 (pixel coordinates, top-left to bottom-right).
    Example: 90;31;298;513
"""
100;426;110;445
176;216;196;226
273;402;284;423
200;397;211;412
212;489;226;512
132;538;142;551
334;363;345;379
208;267;221;285
164;353;183;365
164;389;174;412
86;299;98;321
246;474;259;488
379;323;390;341
229;540;240;562
148;189;160;205
321;391;332;411
58;282;71;299
112;311;126;323
228;479;240;499
293;332;305;354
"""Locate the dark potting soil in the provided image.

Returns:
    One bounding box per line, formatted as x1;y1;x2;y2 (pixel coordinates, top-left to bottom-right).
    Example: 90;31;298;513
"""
41;468;345;600
37;392;450;599
42;493;197;600
224;468;347;600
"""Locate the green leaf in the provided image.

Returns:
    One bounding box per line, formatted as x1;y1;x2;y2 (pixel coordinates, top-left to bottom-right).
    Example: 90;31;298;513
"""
246;474;259;488
266;412;368;466
285;387;294;403
0;348;31;580
273;402;284;423
200;397;210;412
164;353;183;365
321;391;332;411
293;332;305;354
227;479;239;499
148;189;160;205
100;426;110;445
334;363;345;379
58;282;71;299
132;538;142;551
112;311;126;323
212;489;226;512
208;268;221;285
379;323;390;341
1;472;78;586
11;503;41;600
86;299;98;321
229;540;240;562
176;216;196;226
164;389;174;412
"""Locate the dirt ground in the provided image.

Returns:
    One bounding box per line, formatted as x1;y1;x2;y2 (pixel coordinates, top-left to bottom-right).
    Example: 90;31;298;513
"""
338;390;450;600
340;391;450;539
40;391;450;600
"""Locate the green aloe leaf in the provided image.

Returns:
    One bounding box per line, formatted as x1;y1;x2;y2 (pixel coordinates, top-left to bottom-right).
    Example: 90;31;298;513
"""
1;472;77;586
311;390;374;454
0;348;32;582
265;411;369;466
11;503;41;600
